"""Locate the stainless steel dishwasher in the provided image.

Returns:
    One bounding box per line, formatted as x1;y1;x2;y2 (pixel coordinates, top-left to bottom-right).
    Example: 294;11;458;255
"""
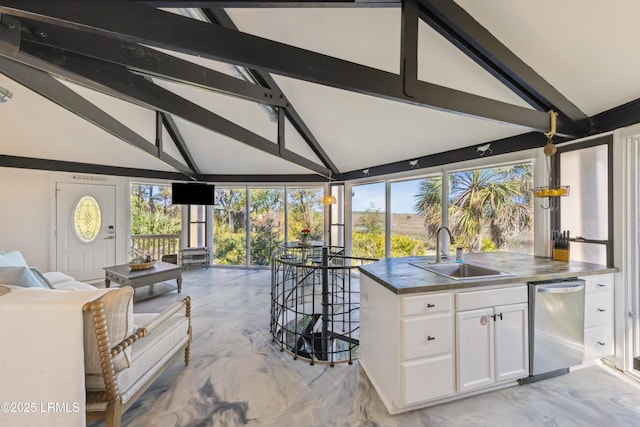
524;279;585;383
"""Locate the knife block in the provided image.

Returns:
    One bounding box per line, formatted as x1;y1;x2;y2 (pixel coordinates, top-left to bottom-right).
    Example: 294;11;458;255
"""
552;248;570;261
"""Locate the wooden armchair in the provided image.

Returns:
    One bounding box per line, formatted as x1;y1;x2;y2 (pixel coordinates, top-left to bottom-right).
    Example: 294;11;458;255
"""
83;289;192;427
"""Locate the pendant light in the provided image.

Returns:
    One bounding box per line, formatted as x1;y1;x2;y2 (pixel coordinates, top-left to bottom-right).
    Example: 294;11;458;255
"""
323;170;337;205
533;110;570;204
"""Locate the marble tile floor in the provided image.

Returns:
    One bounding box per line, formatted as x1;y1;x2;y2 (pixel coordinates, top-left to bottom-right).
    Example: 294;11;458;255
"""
90;268;640;427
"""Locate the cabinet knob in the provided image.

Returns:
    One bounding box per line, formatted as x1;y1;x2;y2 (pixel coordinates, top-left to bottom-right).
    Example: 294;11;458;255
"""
597;283;606;287
597;308;606;312
426;303;435;308
427;336;436;341
597;341;606;346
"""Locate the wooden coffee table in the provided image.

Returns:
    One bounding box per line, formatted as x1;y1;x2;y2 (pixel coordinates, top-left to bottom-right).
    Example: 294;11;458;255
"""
103;261;182;294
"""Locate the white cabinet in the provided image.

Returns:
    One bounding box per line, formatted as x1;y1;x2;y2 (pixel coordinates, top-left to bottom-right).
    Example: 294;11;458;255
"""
359;275;454;413
400;295;454;405
456;286;528;393
581;273;614;360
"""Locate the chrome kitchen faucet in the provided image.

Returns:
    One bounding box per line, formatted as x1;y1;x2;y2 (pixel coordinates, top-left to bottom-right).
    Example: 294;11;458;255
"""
435;226;456;263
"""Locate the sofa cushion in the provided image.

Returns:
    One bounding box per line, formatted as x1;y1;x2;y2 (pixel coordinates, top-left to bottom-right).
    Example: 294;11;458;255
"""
0;266;50;288
42;271;76;285
0;250;28;267
83;286;134;374
55;281;98;291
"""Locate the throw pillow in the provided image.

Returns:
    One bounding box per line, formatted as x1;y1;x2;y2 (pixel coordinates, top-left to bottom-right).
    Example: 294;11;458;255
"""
0;266;50;288
0;250;29;268
29;268;55;289
83;286;134;374
0;285;11;296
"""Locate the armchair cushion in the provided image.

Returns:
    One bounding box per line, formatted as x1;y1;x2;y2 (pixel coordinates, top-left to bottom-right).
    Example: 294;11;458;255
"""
85;312;189;396
0;266;50;288
83;286;135;373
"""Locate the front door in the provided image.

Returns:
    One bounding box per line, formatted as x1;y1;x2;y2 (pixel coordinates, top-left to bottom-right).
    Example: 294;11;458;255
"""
56;182;116;281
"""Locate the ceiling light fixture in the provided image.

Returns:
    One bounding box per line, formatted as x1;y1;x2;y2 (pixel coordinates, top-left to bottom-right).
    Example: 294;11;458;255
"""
323;171;337;205
0;86;12;103
533;110;569;207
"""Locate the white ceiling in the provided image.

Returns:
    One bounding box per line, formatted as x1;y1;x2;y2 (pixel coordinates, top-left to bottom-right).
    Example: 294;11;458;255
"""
1;2;639;179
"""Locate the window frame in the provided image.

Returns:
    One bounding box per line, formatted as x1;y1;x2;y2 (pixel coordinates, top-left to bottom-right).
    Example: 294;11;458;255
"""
553;135;614;267
345;149;538;258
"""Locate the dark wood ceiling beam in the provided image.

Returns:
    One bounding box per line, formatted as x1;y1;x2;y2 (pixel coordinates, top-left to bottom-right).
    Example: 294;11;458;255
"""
0;155;327;183
418;0;587;128
21;42;331;176
0;1;578;136
160;112;202;175
400;0;419;97
201;8;340;174
18;19;287;107
0;154;189;180
586;97;640;135
0;54;199;179
137;0;400;7
339;131;570;181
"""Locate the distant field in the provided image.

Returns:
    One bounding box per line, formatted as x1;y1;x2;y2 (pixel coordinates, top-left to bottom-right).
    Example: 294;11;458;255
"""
352;212;429;240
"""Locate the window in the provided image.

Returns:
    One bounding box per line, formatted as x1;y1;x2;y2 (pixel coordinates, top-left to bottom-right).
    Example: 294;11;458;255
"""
73;195;101;243
330;184;345;248
213;188;247;265
249;188;285;266
556;137;612;266
287;187;323;242
392;176;441;256
351;181;385;259
447;163;533;254
188;205;206;248
130;183;181;260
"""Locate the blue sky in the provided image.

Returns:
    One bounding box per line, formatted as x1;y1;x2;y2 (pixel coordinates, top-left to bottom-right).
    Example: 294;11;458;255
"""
351;180;423;214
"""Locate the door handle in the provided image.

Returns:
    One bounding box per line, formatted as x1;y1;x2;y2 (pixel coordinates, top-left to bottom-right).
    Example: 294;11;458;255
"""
537;283;584;293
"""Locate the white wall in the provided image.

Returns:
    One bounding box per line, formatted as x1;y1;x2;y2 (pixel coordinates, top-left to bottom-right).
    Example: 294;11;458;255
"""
0;167;52;271
0;167;135;273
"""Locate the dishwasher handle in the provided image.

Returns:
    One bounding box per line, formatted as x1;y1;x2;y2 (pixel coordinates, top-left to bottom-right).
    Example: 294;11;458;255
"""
536;283;584;294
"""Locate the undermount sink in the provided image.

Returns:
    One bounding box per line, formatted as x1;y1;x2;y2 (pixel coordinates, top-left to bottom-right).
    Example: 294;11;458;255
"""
410;261;513;280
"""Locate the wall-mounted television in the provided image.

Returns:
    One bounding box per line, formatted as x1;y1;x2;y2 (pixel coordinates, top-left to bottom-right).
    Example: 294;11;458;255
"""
171;182;215;205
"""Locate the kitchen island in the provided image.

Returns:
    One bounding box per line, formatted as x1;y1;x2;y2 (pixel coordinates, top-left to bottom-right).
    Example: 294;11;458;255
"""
358;252;616;414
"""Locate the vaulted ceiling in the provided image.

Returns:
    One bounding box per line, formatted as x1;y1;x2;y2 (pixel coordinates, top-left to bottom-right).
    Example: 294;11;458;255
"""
0;1;639;183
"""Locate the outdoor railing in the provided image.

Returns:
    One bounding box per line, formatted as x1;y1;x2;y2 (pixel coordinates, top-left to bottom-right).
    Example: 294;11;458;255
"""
130;234;180;261
271;245;377;366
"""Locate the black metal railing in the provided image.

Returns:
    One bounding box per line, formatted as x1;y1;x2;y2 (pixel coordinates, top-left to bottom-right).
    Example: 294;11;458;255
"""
130;234;180;261
271;245;376;366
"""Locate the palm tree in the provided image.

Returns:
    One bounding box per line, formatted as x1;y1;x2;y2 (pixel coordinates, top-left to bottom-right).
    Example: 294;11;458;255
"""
415;164;533;252
413;177;442;237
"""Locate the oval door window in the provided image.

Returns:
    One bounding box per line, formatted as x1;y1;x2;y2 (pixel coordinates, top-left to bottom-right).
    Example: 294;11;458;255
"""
73;195;102;243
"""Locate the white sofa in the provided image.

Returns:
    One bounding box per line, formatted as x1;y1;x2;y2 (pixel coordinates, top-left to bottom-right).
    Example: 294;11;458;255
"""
0;249;97;291
0;251;192;427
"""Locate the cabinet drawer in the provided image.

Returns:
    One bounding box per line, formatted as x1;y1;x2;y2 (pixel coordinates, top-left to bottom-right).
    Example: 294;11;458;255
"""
456;285;527;311
584;325;614;360
582;274;614;294
585;292;613;328
402;313;452;360
402;292;451;316
401;354;453;406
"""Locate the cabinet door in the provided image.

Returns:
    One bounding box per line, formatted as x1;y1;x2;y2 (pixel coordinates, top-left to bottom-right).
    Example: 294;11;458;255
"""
457;308;494;392
402;355;453;406
494;303;529;383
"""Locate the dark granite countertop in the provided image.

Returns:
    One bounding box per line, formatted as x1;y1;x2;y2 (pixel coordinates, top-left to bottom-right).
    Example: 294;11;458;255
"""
359;252;616;295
